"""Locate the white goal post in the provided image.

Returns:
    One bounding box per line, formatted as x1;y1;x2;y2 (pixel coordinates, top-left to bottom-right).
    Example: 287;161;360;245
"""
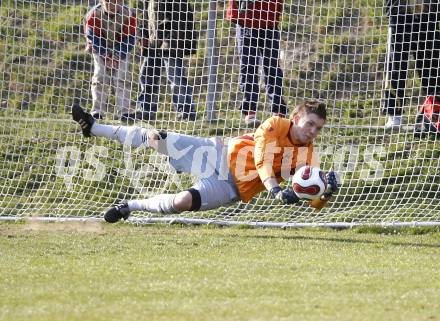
0;0;439;227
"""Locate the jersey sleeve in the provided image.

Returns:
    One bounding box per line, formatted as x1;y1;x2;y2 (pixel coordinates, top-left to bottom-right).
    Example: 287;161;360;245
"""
253;117;283;183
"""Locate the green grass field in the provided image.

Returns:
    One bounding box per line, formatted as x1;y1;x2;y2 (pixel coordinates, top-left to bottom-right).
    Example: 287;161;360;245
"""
1;221;440;321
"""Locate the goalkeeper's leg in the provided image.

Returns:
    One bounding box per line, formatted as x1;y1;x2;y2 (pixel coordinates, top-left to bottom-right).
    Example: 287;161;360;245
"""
105;190;202;223
104;177;240;223
72;104;160;149
91;121;154;148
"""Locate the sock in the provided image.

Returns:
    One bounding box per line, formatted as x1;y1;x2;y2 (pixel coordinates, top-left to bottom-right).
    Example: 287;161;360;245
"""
127;195;180;214
91;124;150;148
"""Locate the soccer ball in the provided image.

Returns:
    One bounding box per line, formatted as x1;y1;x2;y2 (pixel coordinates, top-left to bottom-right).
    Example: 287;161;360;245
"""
292;166;327;200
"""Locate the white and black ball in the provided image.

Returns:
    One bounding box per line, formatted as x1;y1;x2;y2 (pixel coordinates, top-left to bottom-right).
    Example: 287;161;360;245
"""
292;166;327;200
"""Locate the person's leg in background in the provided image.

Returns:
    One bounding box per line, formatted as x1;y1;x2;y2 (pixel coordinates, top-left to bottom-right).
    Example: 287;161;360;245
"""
261;28;288;117
414;5;440;99
236;24;261;127
412;4;440;135
137;53;162;121
383;0;414;129
91;54;110;119
114;56;135;121
165;55;196;121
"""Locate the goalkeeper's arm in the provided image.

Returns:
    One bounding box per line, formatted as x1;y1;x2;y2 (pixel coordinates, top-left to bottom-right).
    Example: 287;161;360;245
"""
264;177;299;205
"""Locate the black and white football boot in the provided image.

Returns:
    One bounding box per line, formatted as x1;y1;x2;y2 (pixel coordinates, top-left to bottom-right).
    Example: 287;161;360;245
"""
104;201;131;223
71;104;95;137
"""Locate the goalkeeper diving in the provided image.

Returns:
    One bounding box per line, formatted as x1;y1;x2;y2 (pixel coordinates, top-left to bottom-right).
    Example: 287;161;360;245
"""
72;100;339;222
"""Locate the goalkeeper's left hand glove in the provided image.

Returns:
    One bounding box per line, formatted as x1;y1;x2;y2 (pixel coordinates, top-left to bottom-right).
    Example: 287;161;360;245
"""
270;187;300;205
321;171;339;200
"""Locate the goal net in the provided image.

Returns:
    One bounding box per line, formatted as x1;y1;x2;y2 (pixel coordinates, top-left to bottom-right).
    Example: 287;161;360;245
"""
0;0;439;227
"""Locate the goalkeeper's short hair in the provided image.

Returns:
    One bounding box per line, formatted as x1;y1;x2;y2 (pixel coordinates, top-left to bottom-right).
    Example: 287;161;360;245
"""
292;100;327;121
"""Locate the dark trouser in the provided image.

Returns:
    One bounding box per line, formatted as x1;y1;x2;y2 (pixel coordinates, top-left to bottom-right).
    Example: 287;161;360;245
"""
236;25;287;116
383;1;440;116
137;54;195;115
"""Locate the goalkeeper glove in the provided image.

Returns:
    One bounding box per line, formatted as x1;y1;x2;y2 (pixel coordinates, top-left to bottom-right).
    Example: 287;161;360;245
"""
321;171;339;200
270;186;300;205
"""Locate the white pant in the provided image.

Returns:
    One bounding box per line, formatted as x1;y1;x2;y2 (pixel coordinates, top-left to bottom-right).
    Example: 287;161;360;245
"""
159;133;240;210
91;53;132;116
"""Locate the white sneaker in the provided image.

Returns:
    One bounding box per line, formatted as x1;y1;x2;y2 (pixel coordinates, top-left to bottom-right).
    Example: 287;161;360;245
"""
385;115;402;129
244;113;261;127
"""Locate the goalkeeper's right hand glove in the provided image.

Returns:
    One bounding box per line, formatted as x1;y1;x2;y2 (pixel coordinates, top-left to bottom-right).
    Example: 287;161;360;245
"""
321;171;339;200
270;186;300;205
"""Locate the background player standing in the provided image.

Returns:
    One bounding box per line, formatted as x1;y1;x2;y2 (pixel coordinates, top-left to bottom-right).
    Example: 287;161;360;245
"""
83;0;137;121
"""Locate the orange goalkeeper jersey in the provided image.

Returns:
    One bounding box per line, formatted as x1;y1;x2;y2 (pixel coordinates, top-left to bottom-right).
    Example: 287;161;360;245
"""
227;116;318;203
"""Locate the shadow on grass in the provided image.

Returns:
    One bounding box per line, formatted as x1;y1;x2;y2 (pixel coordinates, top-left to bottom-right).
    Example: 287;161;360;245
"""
239;234;440;249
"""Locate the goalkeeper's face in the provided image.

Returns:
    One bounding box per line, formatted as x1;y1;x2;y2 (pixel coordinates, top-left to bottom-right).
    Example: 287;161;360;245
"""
293;113;325;145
